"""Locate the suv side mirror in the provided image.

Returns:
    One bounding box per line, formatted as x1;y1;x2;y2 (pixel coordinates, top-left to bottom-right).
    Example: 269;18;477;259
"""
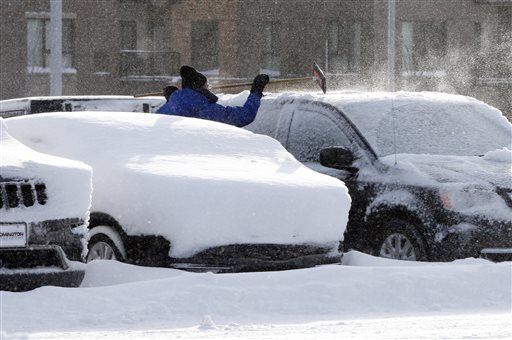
320;147;356;171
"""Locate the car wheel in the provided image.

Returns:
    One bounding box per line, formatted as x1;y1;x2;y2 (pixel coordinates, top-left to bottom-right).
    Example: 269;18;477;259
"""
86;226;126;262
375;219;426;261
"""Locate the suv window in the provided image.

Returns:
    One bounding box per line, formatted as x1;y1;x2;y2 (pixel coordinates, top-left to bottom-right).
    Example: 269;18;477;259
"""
247;102;282;138
287;109;350;162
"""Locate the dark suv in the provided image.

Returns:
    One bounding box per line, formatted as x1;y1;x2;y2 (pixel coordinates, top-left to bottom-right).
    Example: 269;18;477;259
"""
245;91;512;262
1;119;92;291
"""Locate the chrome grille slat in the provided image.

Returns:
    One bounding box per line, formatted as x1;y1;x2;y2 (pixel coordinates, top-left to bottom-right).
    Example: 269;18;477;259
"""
5;183;20;208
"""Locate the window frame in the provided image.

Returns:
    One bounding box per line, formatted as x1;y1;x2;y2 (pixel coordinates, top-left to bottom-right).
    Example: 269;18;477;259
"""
400;20;447;77
286;108;352;163
280;100;378;164
26;12;77;73
261;22;281;75
327;20;362;74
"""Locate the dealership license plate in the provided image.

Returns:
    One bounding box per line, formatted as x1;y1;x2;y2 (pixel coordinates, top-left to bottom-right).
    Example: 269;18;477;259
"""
0;223;27;247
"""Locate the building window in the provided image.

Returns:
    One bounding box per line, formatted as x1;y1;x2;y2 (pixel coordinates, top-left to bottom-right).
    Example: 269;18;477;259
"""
327;21;361;73
27;17;75;71
401;21;446;76
191;20;219;72
120;20;137;51
473;22;483;53
261;22;280;75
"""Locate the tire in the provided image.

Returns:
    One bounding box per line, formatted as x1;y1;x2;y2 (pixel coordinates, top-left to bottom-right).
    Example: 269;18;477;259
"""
374;219;427;261
86;226;126;262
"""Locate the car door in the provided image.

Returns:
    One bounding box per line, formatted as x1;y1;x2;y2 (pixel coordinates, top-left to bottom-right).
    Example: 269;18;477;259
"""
279;100;383;252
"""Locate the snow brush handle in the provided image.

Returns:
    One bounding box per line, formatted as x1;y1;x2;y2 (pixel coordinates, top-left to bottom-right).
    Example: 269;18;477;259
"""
134;77;314;97
213;76;314;89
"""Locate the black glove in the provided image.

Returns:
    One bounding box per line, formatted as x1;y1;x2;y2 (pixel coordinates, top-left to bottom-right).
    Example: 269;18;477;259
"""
163;85;178;101
250;74;270;98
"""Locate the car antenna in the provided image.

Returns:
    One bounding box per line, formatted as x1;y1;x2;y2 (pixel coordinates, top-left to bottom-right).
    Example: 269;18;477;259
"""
391;95;398;165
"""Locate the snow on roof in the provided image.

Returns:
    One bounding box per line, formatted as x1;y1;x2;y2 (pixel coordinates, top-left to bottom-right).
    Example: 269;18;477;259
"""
221;90;512;157
4;112;350;258
0;95;166;115
320;91;511;157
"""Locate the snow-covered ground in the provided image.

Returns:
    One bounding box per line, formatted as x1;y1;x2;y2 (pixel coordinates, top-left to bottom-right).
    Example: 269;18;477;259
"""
1;251;510;339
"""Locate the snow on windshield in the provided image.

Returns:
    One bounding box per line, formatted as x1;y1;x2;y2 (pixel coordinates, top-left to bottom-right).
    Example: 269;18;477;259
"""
4;112;350;258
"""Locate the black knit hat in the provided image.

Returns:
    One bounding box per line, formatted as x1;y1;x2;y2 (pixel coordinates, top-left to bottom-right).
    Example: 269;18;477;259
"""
180;65;207;89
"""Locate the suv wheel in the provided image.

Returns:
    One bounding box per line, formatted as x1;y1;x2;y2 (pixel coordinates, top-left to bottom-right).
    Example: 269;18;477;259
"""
86;226;126;262
375;219;426;261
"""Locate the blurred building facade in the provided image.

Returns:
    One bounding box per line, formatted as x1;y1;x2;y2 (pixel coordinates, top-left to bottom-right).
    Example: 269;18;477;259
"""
0;0;510;117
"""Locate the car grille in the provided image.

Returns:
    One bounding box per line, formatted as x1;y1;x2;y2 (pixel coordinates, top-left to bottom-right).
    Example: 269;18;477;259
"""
496;187;512;208
0;180;47;209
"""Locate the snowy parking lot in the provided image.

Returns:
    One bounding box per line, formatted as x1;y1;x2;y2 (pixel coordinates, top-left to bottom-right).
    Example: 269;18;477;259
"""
1;251;510;339
1;92;511;339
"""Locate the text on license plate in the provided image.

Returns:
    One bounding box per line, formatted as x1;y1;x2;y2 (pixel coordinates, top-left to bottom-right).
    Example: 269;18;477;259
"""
0;223;27;247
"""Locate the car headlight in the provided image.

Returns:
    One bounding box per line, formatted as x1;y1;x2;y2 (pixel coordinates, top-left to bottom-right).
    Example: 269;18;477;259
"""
440;187;497;212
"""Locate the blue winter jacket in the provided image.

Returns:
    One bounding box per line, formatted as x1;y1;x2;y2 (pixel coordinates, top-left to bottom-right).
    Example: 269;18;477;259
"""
156;88;261;127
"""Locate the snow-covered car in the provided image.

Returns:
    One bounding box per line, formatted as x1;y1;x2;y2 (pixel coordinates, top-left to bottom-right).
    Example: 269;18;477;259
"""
0;119;92;291
243;91;512;262
0;95;166;118
4;111;350;272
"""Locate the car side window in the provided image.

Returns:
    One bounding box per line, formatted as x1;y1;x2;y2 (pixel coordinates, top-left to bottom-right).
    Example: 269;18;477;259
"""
287;109;351;162
245;102;281;138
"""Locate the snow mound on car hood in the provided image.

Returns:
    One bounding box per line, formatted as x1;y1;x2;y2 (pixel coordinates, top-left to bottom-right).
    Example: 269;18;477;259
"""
376;152;512;189
0;119;92;223
5;112;350;258
483;147;512;163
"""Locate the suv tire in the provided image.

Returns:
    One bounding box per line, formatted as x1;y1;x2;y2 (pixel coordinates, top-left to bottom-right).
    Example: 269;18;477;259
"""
86;226;126;262
374;219;427;261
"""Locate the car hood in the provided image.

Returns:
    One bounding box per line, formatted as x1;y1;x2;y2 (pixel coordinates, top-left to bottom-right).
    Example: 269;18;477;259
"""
376;150;512;190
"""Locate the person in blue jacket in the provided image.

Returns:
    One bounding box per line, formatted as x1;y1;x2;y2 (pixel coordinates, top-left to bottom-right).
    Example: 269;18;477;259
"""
156;65;269;128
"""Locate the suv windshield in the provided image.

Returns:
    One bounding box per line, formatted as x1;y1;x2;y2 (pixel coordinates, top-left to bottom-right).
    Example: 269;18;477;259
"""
338;95;512;158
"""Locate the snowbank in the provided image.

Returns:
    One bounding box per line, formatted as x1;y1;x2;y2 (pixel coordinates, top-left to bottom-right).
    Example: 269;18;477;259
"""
0;251;510;336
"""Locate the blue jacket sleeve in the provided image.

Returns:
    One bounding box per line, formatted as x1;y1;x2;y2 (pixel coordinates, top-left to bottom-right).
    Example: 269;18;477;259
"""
156;102;171;114
198;93;261;127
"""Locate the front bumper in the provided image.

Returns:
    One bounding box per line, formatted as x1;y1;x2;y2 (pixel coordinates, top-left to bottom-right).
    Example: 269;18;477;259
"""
0;245;85;291
434;216;512;261
124;235;342;273
28;218;86;262
480;248;512;262
170;243;343;273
